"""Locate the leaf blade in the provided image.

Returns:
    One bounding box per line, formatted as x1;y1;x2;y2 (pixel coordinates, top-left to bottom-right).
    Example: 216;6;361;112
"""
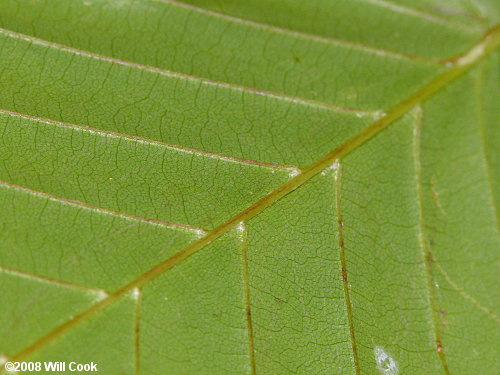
0;3;498;375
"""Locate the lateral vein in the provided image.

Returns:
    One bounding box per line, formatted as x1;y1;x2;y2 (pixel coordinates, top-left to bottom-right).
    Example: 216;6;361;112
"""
0;179;207;235
334;161;360;375
0;28;378;117
412;106;451;375
0;109;300;172
162;0;445;63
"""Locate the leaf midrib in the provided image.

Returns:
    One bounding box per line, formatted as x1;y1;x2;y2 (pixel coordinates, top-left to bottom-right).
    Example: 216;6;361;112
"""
2;22;499;375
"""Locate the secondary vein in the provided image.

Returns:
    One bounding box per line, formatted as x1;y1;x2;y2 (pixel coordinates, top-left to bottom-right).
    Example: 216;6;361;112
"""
334;161;360;375
239;223;257;375
0;28;378;117
0;264;108;297
474;65;500;228
412;106;451;375
0;179;207;235
362;0;484;31
0;109;299;172
134;289;142;375
162;0;443;63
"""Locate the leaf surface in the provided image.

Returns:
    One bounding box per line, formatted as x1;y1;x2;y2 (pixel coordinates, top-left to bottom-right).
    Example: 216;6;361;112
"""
0;1;498;374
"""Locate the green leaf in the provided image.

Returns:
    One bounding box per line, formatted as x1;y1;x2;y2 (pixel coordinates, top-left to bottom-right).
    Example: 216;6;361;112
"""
0;1;498;374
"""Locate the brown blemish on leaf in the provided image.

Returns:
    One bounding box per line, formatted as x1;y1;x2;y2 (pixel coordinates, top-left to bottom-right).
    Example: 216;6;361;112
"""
440;309;448;328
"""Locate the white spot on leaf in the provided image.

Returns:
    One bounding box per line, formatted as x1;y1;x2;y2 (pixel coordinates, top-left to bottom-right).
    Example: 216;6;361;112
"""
374;346;398;375
288;167;301;177
131;288;141;300
194;228;207;239
235;222;247;240
94;290;109;302
456;44;484;66
236;222;245;233
321;161;339;176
